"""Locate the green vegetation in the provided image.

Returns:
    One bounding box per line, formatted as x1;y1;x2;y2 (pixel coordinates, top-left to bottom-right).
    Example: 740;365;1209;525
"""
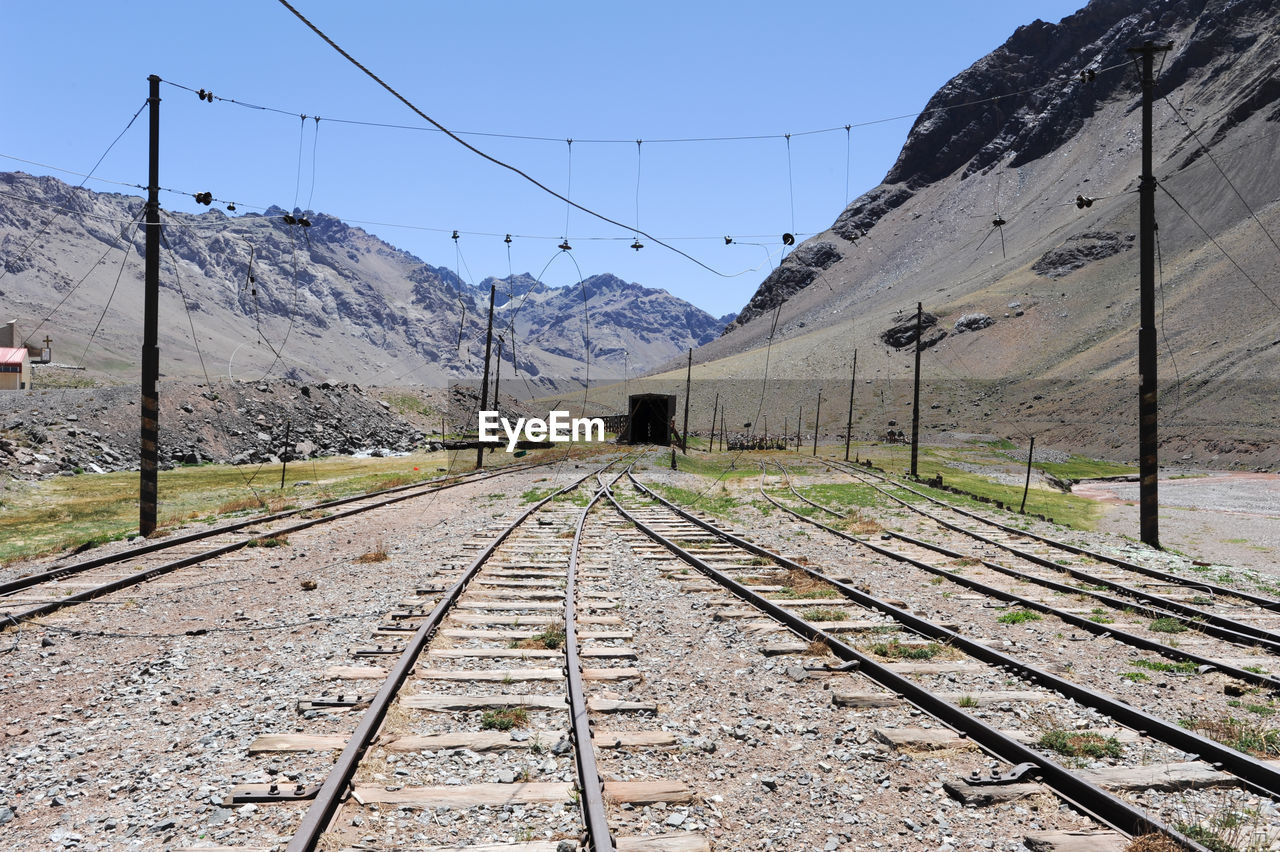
957;695;978;708
870;639;945;660
802;608;846;622
1122;671;1150;682
1036;456;1135;481
649;483;743;518
1130;658;1198;675
520;486;558;504
1088;608;1114;624
512;624;566;651
793;483;880;511
856;444;1106;530
480;707;530;731
1149;617;1188;634
378;391;438;420
996;609;1041;625
1180;715;1280;757
0;447;490;563
1038;729;1124;759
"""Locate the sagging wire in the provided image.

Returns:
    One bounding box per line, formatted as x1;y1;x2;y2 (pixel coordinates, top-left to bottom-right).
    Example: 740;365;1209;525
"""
76;226;138;369
1161;95;1280;263
293;114;308;210
161;215;272;494
0;99;148;285
1156;179;1280;314
632;140;644;251
22;205;146;351
306;116;321;212
562;139;573;251
1154;221;1184;422
268;3;734;278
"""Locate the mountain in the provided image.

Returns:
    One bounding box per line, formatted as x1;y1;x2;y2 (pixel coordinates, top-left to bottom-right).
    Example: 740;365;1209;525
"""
0;172;727;395
644;0;1280;469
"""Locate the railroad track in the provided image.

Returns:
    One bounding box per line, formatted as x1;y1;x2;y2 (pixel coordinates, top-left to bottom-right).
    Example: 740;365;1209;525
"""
220;455;708;851
615;463;1280;851
0;458;549;629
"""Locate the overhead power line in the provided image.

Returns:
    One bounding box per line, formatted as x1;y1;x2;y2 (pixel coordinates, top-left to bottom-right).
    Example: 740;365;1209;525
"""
272;0;731;278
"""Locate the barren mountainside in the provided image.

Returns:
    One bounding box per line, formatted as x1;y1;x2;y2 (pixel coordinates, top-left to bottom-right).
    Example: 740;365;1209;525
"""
0;173;726;394
659;0;1280;470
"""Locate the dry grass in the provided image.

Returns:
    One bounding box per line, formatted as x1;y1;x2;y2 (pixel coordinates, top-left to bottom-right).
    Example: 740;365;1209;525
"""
804;638;831;657
1125;834;1186;852
481;707;530;730
781;568;832;598
363;474;415;494
512;624;566;651
355;541;390;563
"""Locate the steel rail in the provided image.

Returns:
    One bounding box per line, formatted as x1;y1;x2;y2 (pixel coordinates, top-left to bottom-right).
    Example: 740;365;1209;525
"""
285;457;622;852
0;459;552;629
566;473;623;852
0;457;548;598
756;469;1280;691
824;458;1280;646
625;471;1280;802
608;473;1210;851
831;458;1280;611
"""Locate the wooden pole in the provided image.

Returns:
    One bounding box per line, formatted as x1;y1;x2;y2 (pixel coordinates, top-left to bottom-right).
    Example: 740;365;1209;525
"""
845;349;857;462
812;389;822;457
140;74;161;537
681;348;692;454
709;393;719;454
910;301;923;479
476;283;496;469
1019;436;1036;514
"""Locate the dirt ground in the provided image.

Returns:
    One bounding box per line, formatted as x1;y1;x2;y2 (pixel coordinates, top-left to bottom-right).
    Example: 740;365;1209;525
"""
1074;472;1280;576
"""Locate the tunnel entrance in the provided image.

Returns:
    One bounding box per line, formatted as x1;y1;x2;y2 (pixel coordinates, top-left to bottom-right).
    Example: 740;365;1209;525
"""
621;393;676;445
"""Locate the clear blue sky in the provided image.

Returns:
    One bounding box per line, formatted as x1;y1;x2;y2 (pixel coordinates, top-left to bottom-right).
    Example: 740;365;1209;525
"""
0;0;1086;318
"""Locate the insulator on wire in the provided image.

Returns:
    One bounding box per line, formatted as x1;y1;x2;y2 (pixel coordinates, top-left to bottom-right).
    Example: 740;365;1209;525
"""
1075;195;1094;209
503;234;512;244
298;217;311;227
282;213;297;225
724;236;733;245
992;216;1007;228
631;239;644;251
782;233;795;246
558;239;572;251
226;203;236;211
451;230;459;241
194;192;213;205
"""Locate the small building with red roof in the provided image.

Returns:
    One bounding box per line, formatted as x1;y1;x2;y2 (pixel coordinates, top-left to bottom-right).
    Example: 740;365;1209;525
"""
0;346;30;390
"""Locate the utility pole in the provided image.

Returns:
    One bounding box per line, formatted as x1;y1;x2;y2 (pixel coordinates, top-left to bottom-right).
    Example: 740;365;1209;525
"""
795;407;802;452
1019;436;1036;514
1129;40;1171;549
476;283;495;469
719;411;726;451
910;302;923;479
709;393;719;454
845;349;857;462
279;420;292;489
140;74;161;537
812;388;822;457
492;337;503;412
681;348;691;454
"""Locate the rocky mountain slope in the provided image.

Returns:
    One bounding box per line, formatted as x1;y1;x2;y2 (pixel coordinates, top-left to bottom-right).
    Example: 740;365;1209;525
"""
0;173;727;394
638;0;1280;470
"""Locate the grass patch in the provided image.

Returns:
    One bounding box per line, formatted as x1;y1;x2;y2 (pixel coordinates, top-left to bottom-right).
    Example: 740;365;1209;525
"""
0;448;474;564
803;608;846;622
520;486;558;504
248;535;289;548
1130;658;1198;675
511;624;566;651
870;639;944;660
1180;715;1280;757
480;707;530;731
1038;729;1124;759
1037;456;1136;481
1149;617;1188;633
774;569;836;599
1088;607;1114;624
1122;671;1150;682
997;609;1041;625
355;542;390;563
649;483;743;518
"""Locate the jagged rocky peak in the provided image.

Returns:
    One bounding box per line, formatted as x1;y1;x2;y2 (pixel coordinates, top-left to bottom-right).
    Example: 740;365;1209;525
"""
722;240;843;333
